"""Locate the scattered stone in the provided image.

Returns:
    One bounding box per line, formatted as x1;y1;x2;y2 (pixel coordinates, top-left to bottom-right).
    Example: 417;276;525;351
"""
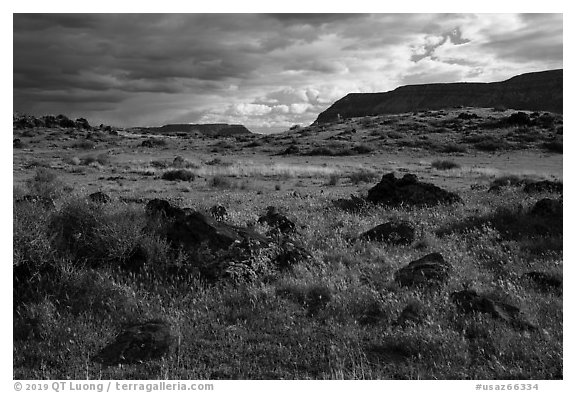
450;289;536;330
89;191;111;204
359;221;415;245
209;205;228;221
92;319;176;366
523;271;562;292
524;180;563;194
258;206;296;234
167;211;269;252
394;252;452;287
145;198;186;219
366;173;462;207
530;198;562;218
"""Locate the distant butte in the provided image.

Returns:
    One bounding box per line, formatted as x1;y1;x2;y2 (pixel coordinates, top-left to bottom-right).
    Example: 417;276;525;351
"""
314;69;562;124
136;123;253;136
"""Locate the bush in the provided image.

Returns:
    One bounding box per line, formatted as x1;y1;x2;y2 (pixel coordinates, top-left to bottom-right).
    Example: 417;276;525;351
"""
327;174;340;186
26;168;65;200
352;144;373;154
161;169;195;181
80;153;109;166
431;160;460;170
349;169;378;185
441;143;467;153
209;175;233;188
72;140;96;150
141;138;167;148
48;199;144;267
474;138;509;152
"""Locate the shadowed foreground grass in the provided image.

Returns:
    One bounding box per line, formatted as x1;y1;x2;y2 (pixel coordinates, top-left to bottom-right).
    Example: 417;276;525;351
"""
13;171;562;380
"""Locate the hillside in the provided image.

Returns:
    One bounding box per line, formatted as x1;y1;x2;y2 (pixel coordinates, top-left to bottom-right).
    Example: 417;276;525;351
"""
314;69;563;124
136;123;252;137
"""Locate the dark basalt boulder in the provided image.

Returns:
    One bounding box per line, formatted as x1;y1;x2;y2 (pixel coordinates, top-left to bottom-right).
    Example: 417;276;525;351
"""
258;206;296;234
145;198;187;219
89;191;111;204
359;221;415;245
167;211;269;252
394;252;452;287
366;173;462;207
524;180;563;194
530;198;562;218
92;319;176;366
450;289;536;330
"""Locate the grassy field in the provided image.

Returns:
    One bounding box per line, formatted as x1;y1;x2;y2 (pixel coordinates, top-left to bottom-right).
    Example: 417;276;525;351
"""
13;108;562;379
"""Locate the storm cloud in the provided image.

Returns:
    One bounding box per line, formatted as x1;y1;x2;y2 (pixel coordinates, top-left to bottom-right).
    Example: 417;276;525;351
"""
13;13;563;132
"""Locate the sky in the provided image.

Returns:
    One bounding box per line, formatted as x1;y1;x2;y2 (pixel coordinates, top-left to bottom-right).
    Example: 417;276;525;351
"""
13;13;563;133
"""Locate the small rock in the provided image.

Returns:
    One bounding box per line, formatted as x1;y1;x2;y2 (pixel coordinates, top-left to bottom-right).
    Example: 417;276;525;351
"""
394;253;452;287
145;198;186;219
450;289;536;330
92;319;176;366
89;191;111;204
359;221;415;245
366;173;462;207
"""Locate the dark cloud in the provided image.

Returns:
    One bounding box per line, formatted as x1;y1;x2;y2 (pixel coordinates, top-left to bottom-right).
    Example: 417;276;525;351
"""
265;13;365;25
13;13;563;131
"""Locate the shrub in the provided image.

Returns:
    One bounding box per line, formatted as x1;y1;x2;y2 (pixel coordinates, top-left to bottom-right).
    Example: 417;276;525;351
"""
431;160;460;170
161;169;195;181
474;138;509;152
349;169;378;185
209;175;233;188
48;199;144;267
26;168;65;200
441;143;467;153
72;140;96;150
327;173;340;186
80;153;109;166
141;138;167;148
352;144;373;154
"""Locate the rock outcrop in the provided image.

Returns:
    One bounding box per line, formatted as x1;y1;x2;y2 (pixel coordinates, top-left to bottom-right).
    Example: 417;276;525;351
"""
358;221;415;245
92;319;176;366
314;69;562;124
394;252;452;287
366;173;462;207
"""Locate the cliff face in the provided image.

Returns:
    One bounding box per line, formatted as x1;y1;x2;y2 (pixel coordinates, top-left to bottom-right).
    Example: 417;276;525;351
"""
142;123;252;136
314;70;562;124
